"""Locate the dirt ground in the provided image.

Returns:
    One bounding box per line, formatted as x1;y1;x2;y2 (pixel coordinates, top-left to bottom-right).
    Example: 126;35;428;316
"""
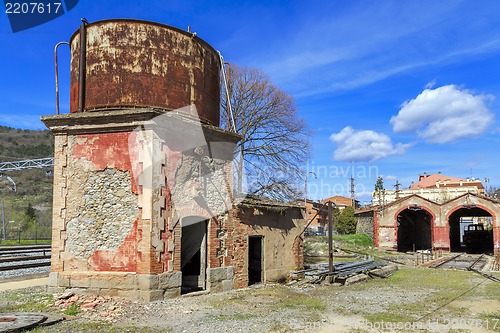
1;261;500;333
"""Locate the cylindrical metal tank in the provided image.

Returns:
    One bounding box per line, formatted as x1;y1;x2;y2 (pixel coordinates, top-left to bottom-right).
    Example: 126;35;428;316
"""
69;19;221;126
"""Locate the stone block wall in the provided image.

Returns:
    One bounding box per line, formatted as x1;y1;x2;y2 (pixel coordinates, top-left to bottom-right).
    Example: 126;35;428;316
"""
355;210;375;240
207;266;234;293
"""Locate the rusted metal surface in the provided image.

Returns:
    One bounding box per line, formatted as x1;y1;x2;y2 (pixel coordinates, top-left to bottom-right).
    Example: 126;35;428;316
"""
78;21;87;112
69;19;221;126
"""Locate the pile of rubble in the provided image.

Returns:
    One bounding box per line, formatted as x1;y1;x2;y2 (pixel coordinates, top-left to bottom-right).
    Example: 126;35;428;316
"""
52;291;125;322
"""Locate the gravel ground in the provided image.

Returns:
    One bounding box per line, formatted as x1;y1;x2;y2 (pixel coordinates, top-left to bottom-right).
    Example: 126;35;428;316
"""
0;249;51;279
2;265;499;333
1;250;500;333
0;263;51;279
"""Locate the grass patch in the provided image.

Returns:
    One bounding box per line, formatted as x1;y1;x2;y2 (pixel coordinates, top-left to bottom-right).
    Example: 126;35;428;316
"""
279;294;326;311
211;312;256;321
479;311;500;332
308;233;374;249
0;290;53;313
384;266;472;290
364;312;413;325
208;284;326;325
304;234;373;256
0;239;51;245
332;234;373;249
481;274;500;298
30;321;169;333
337;267;496;325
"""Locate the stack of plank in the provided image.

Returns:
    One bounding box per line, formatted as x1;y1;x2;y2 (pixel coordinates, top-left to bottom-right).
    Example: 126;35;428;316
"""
292;259;398;285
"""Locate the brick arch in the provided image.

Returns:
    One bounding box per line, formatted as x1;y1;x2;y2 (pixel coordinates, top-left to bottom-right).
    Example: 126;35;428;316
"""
175;205;214;222
394;205;437;227
180;215;210;227
394;205;436;252
446;204;496;221
445;203;497;253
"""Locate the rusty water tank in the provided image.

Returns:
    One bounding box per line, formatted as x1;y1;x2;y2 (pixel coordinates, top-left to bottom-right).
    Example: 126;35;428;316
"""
69;19;221;126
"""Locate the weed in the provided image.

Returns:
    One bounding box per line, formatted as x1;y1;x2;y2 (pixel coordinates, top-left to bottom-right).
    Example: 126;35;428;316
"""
479;311;500;332
211;312;256;321
279;295;326;311
30;321;169;332
64;303;80;316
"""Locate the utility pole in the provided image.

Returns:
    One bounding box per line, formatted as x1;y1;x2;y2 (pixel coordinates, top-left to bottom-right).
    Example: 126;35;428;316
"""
350;175;355;208
394;180;401;199
304;171;317;214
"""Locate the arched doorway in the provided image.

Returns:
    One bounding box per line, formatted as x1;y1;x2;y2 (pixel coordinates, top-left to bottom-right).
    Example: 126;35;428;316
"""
448;207;493;253
181;216;208;294
396;206;432;252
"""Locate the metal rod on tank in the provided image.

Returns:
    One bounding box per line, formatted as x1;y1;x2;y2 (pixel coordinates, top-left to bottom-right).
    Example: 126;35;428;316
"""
54;41;69;115
217;51;236;132
328;201;333;282
78;18;89;112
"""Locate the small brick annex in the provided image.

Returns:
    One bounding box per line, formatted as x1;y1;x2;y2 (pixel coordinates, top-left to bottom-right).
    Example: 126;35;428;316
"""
369;193;500;254
41;109;304;301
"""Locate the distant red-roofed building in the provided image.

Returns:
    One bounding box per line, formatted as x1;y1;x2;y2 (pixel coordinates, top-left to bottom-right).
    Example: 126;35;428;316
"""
298;195;359;235
321;195;355;208
380;172;485;204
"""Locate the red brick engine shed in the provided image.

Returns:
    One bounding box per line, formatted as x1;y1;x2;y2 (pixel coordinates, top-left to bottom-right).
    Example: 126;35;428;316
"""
41;19;304;301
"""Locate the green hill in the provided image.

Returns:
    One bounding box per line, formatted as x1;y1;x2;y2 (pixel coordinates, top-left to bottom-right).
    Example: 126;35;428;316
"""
0;126;54;242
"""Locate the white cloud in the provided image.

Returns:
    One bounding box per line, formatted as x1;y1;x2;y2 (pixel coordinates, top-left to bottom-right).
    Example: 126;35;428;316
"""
330;126;411;162
425;80;436;89
390;85;494;143
256;2;500;98
384;175;398;182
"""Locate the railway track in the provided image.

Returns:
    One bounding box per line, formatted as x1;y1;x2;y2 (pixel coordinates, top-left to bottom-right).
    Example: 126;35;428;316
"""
431;253;487;271
0;245;51;256
0;245;51;274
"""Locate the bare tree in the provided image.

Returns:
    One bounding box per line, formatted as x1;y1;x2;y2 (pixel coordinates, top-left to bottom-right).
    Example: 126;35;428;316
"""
221;65;310;201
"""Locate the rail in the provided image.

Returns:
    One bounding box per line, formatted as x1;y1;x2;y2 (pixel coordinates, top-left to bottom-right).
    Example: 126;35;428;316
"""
0;261;51;272
0;245;51;256
0;245;51;272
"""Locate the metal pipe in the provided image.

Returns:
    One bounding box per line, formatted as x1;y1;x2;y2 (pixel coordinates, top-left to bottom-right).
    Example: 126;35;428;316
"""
2;199;5;241
296;202;327;239
217;51;236;132
54;41;69;115
78;18;89;112
328;201;333;282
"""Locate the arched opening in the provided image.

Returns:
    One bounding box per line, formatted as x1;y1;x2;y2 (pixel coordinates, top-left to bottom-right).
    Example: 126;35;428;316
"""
396;207;432;252
181;216;208;294
448;207;493;253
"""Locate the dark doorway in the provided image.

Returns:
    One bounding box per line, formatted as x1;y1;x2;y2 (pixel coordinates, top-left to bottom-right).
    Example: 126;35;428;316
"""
449;207;493;253
397;208;432;252
248;236;263;286
181;218;207;294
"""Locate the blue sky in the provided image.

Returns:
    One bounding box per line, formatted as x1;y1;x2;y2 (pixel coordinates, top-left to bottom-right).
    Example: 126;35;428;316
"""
1;0;500;203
